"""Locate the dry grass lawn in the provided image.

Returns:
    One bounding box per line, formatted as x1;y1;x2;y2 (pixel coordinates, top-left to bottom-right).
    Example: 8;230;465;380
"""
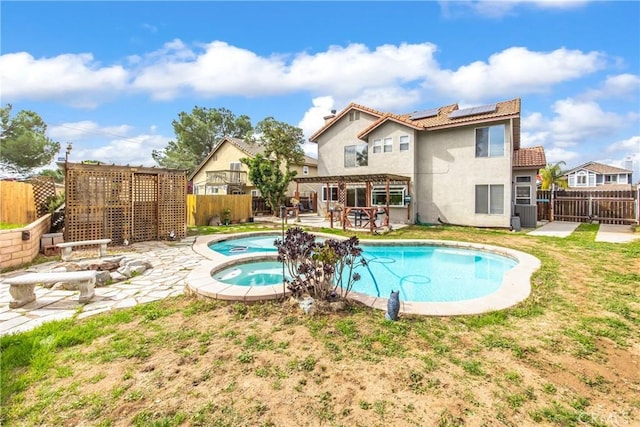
1;224;639;426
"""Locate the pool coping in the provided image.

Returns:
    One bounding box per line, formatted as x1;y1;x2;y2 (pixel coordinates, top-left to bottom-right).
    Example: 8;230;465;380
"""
187;232;541;316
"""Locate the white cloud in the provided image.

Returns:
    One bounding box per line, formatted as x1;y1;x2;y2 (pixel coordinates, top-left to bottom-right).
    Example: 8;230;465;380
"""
607;135;640;153
46;121;170;167
438;47;605;101
522;98;629;166
298;96;335;140
48;121;134;142
549;98;624;145
75;133;169;166
0;52;128;108
442;1;589;18
2;40;608;111
544;146;581;164
583;73;640;100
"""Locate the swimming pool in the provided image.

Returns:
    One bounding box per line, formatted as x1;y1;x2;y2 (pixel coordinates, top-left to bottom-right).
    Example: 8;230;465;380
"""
189;233;540;315
207;234;517;302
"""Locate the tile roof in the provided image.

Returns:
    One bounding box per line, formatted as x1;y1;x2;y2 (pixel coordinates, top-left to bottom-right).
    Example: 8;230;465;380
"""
564;161;632;175
310;98;522;142
513;146;546;169
309;102;386;142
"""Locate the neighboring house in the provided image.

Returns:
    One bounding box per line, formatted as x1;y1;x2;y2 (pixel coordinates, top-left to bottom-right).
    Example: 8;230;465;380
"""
307;98;546;228
189;136;318;196
563;161;634;190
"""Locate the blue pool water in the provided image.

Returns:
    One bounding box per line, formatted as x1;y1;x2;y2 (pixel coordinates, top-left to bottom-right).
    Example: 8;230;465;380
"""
209;235;280;255
209;235;517;302
214;261;288;287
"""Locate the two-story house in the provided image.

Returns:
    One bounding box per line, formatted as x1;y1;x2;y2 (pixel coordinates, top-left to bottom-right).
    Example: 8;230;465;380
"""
189;136;318;197
563;161;634;190
302;98;545;229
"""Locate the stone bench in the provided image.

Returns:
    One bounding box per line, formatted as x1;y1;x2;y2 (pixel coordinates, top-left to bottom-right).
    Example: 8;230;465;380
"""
57;239;111;261
4;270;97;308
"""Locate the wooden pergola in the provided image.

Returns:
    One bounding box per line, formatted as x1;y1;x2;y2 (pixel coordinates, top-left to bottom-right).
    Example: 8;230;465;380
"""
293;173;411;234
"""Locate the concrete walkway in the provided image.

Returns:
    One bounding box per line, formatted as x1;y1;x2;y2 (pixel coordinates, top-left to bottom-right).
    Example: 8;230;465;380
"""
528;221;639;242
595;224;640;243
0;237;204;336
527;221;581;238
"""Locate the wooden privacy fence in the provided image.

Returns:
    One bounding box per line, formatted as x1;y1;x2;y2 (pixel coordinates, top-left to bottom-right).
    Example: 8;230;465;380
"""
537;189;638;225
187;194;252;226
0;181;36;225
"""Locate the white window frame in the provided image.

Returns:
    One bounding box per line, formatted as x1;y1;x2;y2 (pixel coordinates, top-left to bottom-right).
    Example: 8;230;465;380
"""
475;125;505;158
515;185;532;205
371;185;407;207
349;110;360;121
383;137;392;153
251;189;261;197
399;135;409;151
321;186;339;202
372;139;382;154
475;184;504;215
576;171;587;186
302;165;309;176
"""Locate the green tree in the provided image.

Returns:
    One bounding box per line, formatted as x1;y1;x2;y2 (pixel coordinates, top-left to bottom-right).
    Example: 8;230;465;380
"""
241;154;296;215
37;168;64;183
539;161;567;191
248;117;305;167
152;106;252;172
540;161;568;222
243;118;305;213
0;104;61;174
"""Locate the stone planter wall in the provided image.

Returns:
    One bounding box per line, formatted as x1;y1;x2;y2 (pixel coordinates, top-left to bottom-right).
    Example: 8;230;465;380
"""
0;214;52;271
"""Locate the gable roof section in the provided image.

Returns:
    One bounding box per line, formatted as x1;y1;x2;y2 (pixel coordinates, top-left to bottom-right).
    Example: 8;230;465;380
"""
315;98;522;142
309;103;386;142
513;146;546;169
188;136;264;181
564;161;632;176
188;136;316;180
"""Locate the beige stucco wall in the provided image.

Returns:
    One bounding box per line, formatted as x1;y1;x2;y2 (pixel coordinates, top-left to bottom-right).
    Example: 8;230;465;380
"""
191;143;257;195
415;120;513;227
315;113;414;223
289;162;318;196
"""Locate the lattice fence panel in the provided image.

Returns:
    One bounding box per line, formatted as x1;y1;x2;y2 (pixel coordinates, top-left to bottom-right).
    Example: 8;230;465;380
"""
65;163;186;244
158;173;187;240
30;176;56;217
132;173;158;242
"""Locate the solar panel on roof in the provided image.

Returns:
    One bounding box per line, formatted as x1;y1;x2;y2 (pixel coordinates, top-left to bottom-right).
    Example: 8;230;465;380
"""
449;103;497;119
409;107;439;120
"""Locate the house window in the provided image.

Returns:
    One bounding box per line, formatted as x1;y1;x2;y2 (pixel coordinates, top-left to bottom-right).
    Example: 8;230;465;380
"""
576;171;587;186
230;161;242;183
399;135;409;151
604;174;616;184
344;143;368;167
475;125;505;158
373;139;382;154
475;184;504;214
515;176;531;183
251;189;261;197
515;186;531;205
321;186;339;202
303;165;309;176
371;185;407;207
383;137;392;153
349;111;360;121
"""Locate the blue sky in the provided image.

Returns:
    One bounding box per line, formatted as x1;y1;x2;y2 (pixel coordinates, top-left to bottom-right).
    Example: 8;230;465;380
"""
1;1;639;180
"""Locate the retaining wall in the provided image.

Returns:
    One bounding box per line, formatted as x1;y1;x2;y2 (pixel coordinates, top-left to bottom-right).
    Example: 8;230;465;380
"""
0;214;52;271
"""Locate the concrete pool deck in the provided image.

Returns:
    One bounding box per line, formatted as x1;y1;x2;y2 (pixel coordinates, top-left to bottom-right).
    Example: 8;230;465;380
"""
187;233;542;316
